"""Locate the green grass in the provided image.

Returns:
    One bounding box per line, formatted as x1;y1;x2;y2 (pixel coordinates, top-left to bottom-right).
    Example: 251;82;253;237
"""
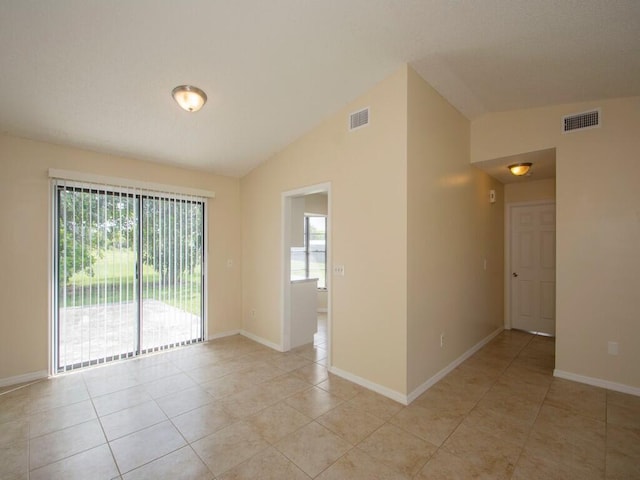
70;250;158;285
62;249;202;316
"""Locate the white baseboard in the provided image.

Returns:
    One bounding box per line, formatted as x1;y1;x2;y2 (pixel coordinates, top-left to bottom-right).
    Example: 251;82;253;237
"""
208;330;241;341
406;326;504;404
240;330;284;352
0;370;48;389
209;329;284;352
328;327;504;406
329;366;407;405
554;369;640;397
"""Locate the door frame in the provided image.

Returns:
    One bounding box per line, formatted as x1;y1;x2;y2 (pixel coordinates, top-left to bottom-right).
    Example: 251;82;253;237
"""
281;182;331;364
504;200;556;331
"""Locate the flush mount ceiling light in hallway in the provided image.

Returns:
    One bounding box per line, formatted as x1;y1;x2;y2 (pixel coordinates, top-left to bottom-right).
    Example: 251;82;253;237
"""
172;85;207;112
508;162;532;176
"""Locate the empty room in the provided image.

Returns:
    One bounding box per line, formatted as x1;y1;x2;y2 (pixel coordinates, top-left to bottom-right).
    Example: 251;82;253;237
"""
1;1;639;479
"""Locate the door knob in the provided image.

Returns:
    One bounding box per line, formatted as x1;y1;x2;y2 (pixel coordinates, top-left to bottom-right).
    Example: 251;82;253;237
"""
512;272;518;277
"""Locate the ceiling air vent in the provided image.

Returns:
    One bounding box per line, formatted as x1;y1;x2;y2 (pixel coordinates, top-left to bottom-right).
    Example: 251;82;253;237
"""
562;109;600;133
349;107;370;131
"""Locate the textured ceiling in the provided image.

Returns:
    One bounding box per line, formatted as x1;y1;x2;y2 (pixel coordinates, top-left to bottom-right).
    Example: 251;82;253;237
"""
1;1;638;177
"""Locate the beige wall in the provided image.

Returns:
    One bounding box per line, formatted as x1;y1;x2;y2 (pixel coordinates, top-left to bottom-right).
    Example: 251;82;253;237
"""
241;67;409;394
0;134;242;381
304;193;328;215
505;178;556;204
471;97;640;390
406;68;504;393
241;65;507;398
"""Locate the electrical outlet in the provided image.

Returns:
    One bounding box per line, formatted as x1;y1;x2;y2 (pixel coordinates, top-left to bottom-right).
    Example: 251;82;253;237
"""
608;341;619;356
227;259;233;268
251;309;256;319
440;333;445;348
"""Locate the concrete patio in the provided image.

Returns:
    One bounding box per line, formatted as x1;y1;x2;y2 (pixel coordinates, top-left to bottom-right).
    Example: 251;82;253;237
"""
58;299;202;369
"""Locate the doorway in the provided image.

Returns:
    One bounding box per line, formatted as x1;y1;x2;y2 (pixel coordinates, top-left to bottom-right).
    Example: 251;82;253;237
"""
282;183;331;363
54;182;205;372
508;201;556;335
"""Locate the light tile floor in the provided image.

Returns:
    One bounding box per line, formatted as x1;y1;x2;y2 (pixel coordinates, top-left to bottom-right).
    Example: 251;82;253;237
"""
1;330;639;479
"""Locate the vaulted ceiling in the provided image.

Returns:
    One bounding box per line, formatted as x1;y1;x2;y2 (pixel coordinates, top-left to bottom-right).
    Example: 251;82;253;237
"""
1;1;638;176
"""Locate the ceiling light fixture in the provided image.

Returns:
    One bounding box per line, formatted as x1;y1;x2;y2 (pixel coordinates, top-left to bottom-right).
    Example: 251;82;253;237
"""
508;162;532;176
172;85;207;112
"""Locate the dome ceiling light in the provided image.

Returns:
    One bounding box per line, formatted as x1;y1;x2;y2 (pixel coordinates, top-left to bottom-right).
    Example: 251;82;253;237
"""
172;85;207;112
508;162;532;176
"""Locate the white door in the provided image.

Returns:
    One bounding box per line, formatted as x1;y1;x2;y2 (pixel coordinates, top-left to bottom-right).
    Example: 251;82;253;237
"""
510;203;556;335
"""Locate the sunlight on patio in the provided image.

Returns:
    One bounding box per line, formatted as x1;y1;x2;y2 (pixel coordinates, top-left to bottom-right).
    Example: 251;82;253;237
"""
58;299;202;369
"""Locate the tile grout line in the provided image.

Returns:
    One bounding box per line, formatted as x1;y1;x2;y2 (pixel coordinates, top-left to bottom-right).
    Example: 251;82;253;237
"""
163;390;218;479
311;443;357;479
508;335;554;478
408;334;534;477
410;332;539;478
84;370;123;480
172;352;321;479
25;377;114;476
14;332;624;479
205;391;311;476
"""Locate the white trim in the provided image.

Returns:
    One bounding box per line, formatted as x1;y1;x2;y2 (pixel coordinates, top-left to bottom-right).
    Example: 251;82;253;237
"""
208;330;241;341
317;308;328;313
406;326;504;404
282;194;292;352
329;366;407;405
48;168;215;198
240;330;284;352
504;201;511;330
0;370;48;389
554;369;640;397
202;199;209;343
505;200;556;331
49;180;55;376
326;188;332;369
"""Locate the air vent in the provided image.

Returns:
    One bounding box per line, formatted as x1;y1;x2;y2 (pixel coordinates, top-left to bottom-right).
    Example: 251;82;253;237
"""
562;109;600;133
349;107;370;131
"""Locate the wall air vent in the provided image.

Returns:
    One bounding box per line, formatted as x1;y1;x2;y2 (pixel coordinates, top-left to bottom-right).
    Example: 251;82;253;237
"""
562;109;600;133
349;107;370;131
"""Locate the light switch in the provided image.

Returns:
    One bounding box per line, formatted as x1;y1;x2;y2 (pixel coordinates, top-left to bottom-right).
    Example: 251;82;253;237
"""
333;265;345;276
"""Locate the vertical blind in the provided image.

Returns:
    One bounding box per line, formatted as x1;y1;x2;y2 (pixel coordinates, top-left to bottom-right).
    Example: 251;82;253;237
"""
54;179;205;372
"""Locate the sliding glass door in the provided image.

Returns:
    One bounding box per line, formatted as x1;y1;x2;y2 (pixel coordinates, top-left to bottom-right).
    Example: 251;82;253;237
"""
55;183;204;372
